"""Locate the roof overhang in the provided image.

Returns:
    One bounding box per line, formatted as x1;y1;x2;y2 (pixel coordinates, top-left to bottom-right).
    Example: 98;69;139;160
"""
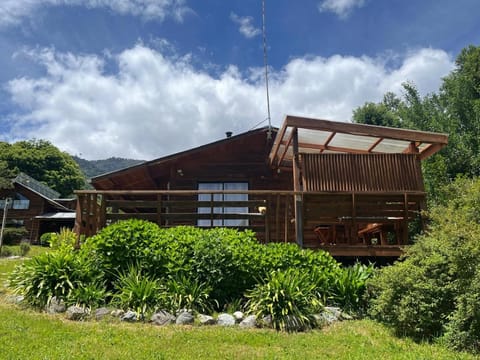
269;115;449;168
35;212;76;220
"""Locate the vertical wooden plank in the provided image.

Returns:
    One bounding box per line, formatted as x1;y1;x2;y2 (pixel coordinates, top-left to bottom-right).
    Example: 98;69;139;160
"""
292;127;304;247
74;194;83;247
264;195;270;244
157;194;163;227
275;194;280;242
402;192;409;245
99;193;106;232
284;195;289;243
91;194;98;235
350;192;356;245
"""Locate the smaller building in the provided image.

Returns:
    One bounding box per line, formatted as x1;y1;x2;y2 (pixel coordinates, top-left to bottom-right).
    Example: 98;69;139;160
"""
0;173;76;243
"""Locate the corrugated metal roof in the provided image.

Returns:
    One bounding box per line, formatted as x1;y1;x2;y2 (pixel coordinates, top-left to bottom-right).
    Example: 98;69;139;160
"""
270;115;449;168
35;212;76;219
14;173;60;199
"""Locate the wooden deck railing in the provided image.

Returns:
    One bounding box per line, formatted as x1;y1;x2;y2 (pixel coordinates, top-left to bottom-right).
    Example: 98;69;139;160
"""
75;190;296;243
75;190;425;257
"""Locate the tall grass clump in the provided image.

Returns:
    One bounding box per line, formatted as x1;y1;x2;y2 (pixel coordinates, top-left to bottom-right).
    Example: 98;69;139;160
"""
9;247;102;308
246;268;322;332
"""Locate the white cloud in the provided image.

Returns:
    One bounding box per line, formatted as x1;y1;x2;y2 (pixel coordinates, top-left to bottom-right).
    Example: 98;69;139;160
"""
230;12;261;39
0;0;190;27
5;45;454;160
318;0;366;19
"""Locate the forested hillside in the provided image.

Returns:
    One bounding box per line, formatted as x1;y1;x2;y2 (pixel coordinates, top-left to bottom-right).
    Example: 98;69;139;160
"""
72;156;144;178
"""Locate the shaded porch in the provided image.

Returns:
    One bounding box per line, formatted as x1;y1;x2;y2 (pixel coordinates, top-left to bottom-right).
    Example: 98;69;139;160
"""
75;189;423;257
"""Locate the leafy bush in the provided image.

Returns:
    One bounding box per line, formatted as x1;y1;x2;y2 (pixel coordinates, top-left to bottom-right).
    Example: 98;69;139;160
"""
19;241;30;257
2;227;28;245
442;269;480;354
164;274;215;313
367;177;480;349
9;247;101;308
39;232;56;246
246;268;322;332
331;263;374;313
113;265;162;319
67;280;110;308
83;219;168;284
0;246;13;257
46;228;77;250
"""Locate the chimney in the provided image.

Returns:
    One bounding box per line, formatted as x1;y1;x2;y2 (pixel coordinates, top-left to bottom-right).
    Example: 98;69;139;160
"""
225;131;233;138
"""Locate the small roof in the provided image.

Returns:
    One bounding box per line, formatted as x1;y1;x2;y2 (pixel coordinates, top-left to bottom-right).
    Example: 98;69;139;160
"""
35;212;76;220
269;115;449;168
13;173;72;211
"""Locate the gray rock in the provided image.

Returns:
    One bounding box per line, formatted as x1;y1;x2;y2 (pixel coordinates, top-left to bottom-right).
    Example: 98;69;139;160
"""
233;311;244;322
176;310;194;325
217;313;236;326
95;307;111;320
314;307;343;327
46;297;66;314
66;305;88;321
120;310;137;322
151;311;176;326
5;295;24;304
197;314;216;325
261;314;272;328
239;315;257;328
110;309;125;318
324;306;342;319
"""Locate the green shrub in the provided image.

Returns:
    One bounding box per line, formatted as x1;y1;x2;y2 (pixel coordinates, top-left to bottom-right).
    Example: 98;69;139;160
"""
442;269;480;354
40;232;56;246
83;219;167;284
19;241;30;257
246;268;322;332
9;247;101;308
2;227;28;245
113;265;162;319
164;274;215;313
47;228;76;250
67;280;110;308
331;263;374;313
367;177;480;348
0;246;14;257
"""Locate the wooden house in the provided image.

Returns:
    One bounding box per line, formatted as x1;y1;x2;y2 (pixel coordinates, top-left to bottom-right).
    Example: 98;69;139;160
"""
76;115;448;257
0;173;76;243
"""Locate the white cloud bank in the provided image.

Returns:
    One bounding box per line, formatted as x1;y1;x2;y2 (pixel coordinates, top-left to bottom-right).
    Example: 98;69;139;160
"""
230;12;261;39
5;45;454;160
0;0;190;27
318;0;366;18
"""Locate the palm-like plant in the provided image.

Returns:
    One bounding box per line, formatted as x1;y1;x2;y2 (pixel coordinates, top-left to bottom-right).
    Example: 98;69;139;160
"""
246;268;322;332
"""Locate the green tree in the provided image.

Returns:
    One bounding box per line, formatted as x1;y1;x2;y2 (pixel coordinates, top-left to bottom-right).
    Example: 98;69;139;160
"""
353;45;480;202
0;160;13;189
0;140;85;197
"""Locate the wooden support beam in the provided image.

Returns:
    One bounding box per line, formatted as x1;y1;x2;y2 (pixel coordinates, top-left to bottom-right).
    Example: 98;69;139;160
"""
402;193;409;245
292;127;304;247
285;115;449;145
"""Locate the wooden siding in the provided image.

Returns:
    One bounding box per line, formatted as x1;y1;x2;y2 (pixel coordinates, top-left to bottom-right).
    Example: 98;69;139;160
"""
302;153;424;192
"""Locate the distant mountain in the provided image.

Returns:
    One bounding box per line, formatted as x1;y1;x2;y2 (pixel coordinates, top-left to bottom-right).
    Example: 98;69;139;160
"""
73;156;145;179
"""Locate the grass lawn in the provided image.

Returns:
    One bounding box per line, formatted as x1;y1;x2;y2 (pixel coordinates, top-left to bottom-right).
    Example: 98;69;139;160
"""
0;254;475;360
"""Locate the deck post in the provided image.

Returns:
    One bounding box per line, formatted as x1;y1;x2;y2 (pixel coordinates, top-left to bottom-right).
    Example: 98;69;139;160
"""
292;127;304;247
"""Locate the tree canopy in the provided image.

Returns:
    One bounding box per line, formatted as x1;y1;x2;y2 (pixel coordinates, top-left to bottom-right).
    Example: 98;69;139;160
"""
353;45;480;202
0;140;85;197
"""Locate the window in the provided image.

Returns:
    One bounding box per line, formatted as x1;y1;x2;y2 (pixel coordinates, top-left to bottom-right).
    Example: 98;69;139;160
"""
197;182;249;227
0;193;30;210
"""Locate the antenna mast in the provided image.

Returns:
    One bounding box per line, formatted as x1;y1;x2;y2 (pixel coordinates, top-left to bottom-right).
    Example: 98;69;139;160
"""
262;0;272;139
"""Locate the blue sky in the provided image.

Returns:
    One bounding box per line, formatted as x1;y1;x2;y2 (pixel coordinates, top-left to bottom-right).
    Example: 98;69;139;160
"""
0;0;479;160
